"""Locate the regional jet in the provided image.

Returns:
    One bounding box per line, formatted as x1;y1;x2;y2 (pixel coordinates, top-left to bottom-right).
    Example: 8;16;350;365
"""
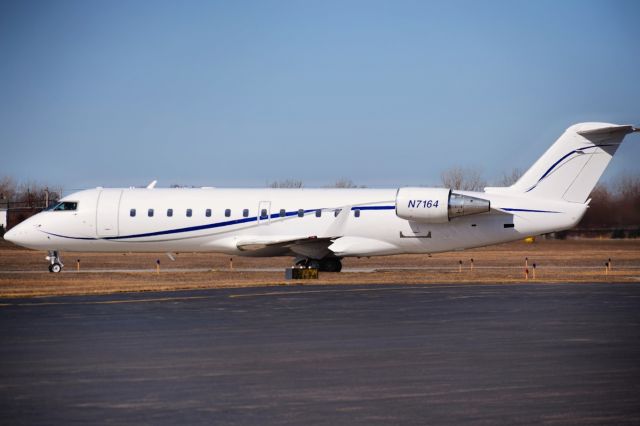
5;122;637;272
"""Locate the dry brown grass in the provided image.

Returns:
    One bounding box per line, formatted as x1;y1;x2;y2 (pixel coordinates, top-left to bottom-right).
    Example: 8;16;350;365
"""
0;239;638;298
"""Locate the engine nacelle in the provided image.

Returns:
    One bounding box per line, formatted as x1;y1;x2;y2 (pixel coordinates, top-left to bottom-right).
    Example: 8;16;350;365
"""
395;187;490;223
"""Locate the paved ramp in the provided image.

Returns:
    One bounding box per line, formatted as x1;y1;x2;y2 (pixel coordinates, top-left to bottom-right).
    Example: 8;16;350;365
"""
1;283;639;424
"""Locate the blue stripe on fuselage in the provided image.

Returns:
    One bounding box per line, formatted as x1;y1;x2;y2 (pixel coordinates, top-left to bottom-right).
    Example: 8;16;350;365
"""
45;205;397;241
502;208;560;213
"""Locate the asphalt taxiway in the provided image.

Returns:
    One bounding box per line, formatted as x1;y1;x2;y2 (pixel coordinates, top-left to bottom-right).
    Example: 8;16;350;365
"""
1;283;639;425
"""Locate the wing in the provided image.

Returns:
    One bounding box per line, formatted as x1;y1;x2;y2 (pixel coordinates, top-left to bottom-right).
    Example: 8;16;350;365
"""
235;205;353;258
236;235;334;259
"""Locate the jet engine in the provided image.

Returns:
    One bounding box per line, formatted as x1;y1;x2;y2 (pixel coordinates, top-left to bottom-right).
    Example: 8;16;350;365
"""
395;187;490;223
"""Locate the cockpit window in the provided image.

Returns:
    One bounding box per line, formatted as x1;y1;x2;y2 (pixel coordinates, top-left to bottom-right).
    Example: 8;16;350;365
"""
48;201;78;211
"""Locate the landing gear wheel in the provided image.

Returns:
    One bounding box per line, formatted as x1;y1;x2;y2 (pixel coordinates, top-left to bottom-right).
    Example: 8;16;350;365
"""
307;259;321;270
294;258;322;269
320;258;342;272
46;250;64;273
49;263;62;273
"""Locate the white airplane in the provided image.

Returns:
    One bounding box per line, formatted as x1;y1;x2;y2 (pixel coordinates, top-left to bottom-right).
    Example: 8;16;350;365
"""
4;122;637;273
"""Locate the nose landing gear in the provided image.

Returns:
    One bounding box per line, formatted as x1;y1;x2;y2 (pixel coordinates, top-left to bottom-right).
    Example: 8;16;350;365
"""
46;250;64;273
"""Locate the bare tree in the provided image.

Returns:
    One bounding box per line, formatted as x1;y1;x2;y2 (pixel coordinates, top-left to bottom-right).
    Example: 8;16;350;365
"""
578;172;640;231
16;181;51;205
328;178;360;188
0;177;61;208
496;168;523;187
579;184;613;228
612;173;640;229
0;176;16;201
613;173;640;199
268;179;304;188
440;166;486;191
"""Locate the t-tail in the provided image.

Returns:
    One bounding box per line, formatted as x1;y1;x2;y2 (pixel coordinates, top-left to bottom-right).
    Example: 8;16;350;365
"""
486;122;638;203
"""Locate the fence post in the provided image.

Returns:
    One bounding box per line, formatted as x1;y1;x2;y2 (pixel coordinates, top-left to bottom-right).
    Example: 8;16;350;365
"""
532;263;536;279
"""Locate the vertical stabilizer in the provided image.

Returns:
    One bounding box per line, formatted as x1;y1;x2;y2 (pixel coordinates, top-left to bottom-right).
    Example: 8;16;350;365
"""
495;123;637;203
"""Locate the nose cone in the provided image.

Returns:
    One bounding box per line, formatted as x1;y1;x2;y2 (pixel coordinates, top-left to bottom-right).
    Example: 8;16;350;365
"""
3;221;41;249
3;226;17;243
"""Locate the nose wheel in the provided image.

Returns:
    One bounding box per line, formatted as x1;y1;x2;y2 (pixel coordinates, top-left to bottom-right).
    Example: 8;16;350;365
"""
46;251;64;273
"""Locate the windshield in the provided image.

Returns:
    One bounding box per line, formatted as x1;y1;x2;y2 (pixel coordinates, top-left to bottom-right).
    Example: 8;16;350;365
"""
47;201;78;211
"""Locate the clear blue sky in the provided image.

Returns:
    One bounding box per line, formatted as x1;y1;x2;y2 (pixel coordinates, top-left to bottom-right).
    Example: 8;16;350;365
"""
1;0;639;191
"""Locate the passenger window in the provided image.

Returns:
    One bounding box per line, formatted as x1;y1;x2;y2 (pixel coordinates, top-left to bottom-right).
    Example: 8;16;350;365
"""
51;201;78;211
148;208;154;217
130;208;136;217
205;209;212;217
354;209;360;218
167;208;173;217
225;209;231;217
315;210;321;218
243;209;249;218
298;209;304;217
279;209;286;217
260;209;268;219
186;209;192;217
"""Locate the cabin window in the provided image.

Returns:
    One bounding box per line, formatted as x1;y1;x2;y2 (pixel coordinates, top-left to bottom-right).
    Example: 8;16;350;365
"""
205;209;212;217
298;209;304;217
315;209;322;218
260;209;268;219
50;201;78;211
354;209;361;218
186;209;192;217
243;209;249;218
130;208;136;217
504;223;514;228
225;209;231;217
148;208;154;217
167;208;173;217
279;209;286;217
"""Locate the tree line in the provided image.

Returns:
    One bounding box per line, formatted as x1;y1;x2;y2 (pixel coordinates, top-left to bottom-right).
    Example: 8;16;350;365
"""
0;177;62;208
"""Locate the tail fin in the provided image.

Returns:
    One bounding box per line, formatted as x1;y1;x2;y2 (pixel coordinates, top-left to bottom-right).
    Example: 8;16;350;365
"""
488;122;638;203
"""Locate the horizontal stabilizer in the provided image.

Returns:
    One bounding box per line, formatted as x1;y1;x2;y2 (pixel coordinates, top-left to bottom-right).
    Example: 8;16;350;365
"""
577;125;638;138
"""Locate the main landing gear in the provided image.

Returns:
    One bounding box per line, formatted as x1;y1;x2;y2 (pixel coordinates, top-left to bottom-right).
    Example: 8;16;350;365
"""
46;250;64;273
295;257;343;272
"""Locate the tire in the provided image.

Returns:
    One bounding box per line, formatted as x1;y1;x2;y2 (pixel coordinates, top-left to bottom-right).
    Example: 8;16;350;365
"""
49;263;62;273
307;259;321;270
320;258;342;272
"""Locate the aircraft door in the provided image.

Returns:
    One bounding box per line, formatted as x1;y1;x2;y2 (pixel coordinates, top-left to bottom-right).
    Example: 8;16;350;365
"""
258;201;271;225
96;189;123;237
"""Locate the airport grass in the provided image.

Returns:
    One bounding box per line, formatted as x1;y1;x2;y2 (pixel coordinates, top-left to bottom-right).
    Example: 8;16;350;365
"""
0;239;638;298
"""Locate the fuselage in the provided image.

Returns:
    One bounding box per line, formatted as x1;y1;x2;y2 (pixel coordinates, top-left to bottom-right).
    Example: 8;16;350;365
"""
5;187;586;258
